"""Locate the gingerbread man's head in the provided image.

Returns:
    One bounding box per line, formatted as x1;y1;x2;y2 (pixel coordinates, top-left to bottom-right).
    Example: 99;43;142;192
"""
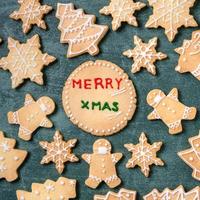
147;89;165;108
93;139;112;155
37;96;55;115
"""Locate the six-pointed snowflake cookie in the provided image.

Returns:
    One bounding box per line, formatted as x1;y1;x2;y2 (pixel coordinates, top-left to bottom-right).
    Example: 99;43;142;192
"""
0;34;56;88
123;36;167;75
82;139;122;189
99;0;145;31
10;0;52;34
124;132;164;177
56;3;108;58
145;0;198;42
175;30;200;80
143;185;200;200
94;188;137;200
7;93;55;141
16;177;77;200
147;88;197;134
178;133;200;181
0;131;27;182
39;130;79;174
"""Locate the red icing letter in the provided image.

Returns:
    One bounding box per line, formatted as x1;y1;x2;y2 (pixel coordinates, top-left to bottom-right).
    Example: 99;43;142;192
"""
84;79;92;89
72;79;82;88
115;78;123;89
94;78;104;89
105;78;113;89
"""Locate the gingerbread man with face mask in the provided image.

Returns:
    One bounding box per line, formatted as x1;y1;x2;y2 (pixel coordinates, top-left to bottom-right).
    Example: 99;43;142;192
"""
82;139;122;189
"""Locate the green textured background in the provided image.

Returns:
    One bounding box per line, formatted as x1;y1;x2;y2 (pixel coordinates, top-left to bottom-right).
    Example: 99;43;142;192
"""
0;0;200;199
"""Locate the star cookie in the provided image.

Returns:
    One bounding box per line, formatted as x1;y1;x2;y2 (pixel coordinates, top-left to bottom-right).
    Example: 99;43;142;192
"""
143;185;200;200
10;0;52;34
0;131;27;182
16;177;77;200
82;139;122;189
124;132;164;177
175;30;200;80
94;188;137;200
0;34;56;88
145;0;198;42
8;94;55;141
39;130;79;174
99;0;145;31
178;133;200;181
123;36;167;75
56;3;108;58
147;88;197;134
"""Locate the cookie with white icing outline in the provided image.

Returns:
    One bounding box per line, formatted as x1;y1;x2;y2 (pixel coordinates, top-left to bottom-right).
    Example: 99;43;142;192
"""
62;60;137;136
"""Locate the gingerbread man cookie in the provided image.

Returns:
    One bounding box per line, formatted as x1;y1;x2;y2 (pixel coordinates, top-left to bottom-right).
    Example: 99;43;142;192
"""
0;131;27;182
16;177;77;200
175;30;200;80
82;139;122;189
178;133;200;181
10;0;52;34
8;94;55;141
147;88;196;134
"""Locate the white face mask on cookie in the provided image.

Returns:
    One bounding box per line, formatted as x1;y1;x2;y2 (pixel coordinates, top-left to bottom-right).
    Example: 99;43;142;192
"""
98;147;107;154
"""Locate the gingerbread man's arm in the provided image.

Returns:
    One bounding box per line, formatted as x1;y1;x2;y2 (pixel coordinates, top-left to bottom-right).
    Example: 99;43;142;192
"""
167;88;178;100
147;110;160;120
24;94;35;106
111;153;123;164
82;154;92;164
39;117;53;128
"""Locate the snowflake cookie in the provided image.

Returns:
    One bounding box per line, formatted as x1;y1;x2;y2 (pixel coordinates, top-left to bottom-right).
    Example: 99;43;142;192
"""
0;131;27;182
147;88;197;134
8;94;55;141
10;0;52;34
143;185;200;200
124;132;164;177
56;3;108;58
175;30;200;80
16;177;77;200
94;188;137;200
0;35;56;89
82;139;122;189
145;0;198;42
39;130;79;174
99;0;145;31
178;133;200;181
123;36;167;75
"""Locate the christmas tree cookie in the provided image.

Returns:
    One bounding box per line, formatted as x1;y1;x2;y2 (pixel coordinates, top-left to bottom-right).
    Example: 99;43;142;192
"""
56;3;108;58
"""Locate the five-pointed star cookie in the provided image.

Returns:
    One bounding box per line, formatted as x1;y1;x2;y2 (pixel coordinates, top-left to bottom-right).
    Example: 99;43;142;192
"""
0;131;27;182
0;34;56;89
39;130;79;174
99;0;145;31
145;0;198;42
124;132;164;177
178;133;200;181
10;0;52;34
123;36;167;75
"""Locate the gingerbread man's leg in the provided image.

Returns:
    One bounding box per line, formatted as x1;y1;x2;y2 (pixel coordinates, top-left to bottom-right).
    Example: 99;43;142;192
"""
184;107;196;120
193;170;200;181
168;123;182;135
18;126;32;141
85;176;101;189
105;176;121;188
7;111;19;124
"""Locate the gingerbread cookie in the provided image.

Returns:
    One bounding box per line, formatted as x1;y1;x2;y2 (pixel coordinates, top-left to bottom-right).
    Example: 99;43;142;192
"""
144;185;200;200
178;133;200;181
175;30;200;80
62;60;137;136
147;88;196;134
16;177;76;200
39;130;79;174
10;0;52;34
123;36;167;75
0;131;27;182
8;94;55;141
124;132;164;177
82;139;122;189
94;188;137;200
0;35;56;88
99;0;145;31
145;0;198;42
56;3;108;58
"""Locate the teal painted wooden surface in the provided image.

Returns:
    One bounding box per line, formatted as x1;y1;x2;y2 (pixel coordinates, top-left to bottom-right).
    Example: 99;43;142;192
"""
0;0;200;199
